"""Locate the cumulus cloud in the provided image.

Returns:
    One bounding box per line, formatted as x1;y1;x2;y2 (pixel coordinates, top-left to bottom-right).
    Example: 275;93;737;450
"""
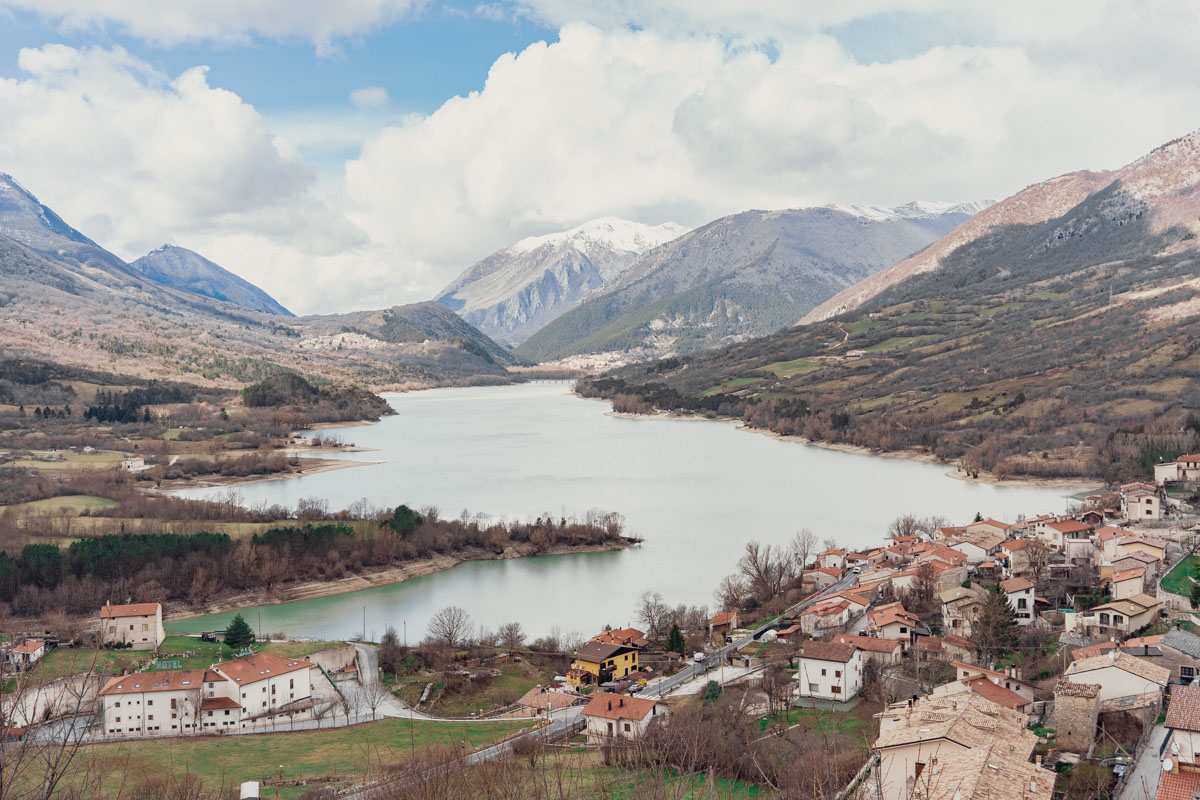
0;0;425;56
350;86;390;110
0;44;371;313
344;20;1200;296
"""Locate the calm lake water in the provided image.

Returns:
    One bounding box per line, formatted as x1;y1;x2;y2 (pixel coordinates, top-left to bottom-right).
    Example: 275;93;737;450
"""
169;383;1088;642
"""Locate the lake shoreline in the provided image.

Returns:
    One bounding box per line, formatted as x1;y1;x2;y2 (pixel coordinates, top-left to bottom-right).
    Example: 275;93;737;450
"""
165;538;640;625
591;393;1098;490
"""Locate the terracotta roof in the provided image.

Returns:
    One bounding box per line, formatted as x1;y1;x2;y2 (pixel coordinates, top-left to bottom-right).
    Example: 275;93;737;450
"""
1125;634;1166;648
951;662;1031;687
213;652;312;686
1118;535;1167;550
817;549;846;556
868;603;919;629
960;675;1029;709
1156;769;1200;800
581;691;661;722
101;669;223;696
968;519;1011;530
1000;539;1029;551
200;696;241;710
1111;567;1146;583
943;633;972;649
1166;686;1200;732
1054;679;1101;699
917;637;943;652
1095;526;1130;541
831;635;901;653
99;602;161;619
825;591;871;607
1047;520;1091;534
590;628;647;647
12;639;43;654
940;586;984;606
978;560;997;568
1067;651;1170;686
1115;551;1160;564
709;611;737;626
517;685;579;711
804;599;851;617
1070;642;1116;661
1000;577;1033;593
804;566;841;578
797;640;858;663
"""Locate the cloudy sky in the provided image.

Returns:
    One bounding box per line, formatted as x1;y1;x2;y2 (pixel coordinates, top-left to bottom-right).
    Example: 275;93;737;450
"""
0;2;1198;315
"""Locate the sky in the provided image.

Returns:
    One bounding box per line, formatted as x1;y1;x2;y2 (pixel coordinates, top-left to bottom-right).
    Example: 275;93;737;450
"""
0;2;1198;315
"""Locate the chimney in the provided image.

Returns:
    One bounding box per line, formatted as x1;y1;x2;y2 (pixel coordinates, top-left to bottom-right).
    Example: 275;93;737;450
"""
619;698;624;707
607;701;612;711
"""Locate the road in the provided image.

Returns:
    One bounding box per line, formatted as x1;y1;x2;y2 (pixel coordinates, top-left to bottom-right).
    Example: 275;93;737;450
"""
1117;723;1167;800
643;570;859;699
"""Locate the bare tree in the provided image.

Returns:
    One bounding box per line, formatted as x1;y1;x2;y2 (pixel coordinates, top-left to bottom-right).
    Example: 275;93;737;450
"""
789;528;818;572
714;575;747;612
356;680;391;721
637;592;671;640
427;606;473;649
498;622;525;654
738;541;792;606
886;514;922;540
1026;542;1051;589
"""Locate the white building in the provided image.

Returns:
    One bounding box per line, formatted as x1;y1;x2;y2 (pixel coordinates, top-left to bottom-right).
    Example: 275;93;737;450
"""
98;652;315;736
581;692;667;741
1063;651;1169;705
100;602;165;651
794;640;862;702
999;577;1035;626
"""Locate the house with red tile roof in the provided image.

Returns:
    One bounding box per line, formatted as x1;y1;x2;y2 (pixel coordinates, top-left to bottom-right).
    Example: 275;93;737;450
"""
581;692;667;741
817;549;846;571
708;610;739;636
829;634;904;665
999;577;1035;626
1110;566;1147;600
801;566;841;591
99;602;165;651
98;651;316;736
933;673;1034;713
2;638;46;669
800;599;853;635
951;662;1037;703
590;628;647;648
794;640;863;702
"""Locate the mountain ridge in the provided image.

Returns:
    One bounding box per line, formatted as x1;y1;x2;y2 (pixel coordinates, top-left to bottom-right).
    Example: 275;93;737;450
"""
436;216;689;346
130;244;293;316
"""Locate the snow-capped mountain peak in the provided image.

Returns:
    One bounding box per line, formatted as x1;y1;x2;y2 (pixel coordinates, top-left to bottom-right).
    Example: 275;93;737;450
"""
825;200;996;222
509;216;690;256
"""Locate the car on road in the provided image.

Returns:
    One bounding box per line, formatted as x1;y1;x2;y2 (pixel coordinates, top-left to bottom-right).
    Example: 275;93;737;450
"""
852;566;862;573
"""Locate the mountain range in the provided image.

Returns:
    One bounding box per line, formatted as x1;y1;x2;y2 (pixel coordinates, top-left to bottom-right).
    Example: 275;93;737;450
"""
0;172;516;388
436;217;689;347
513;202;989;363
577;128;1200;481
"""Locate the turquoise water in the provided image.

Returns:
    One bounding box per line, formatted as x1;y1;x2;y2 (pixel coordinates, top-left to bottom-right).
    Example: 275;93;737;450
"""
170;382;1088;642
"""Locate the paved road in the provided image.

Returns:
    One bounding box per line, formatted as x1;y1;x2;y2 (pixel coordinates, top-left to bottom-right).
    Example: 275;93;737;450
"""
643;570;859;699
1117;723;1168;800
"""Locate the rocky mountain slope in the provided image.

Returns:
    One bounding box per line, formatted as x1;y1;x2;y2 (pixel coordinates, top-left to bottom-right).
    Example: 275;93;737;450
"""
0;173;515;388
436;217;689;347
578;129;1200;481
130;245;292;316
516;202;987;363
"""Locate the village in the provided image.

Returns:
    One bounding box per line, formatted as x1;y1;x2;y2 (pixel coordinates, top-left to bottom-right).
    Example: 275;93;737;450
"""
3;466;1200;798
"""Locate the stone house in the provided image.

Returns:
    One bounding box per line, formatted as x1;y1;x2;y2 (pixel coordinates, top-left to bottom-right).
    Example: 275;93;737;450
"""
950;662;1037;703
1113;551;1161;583
939;585;986;637
1123;488;1162;521
1124;629;1200;684
802;567;841;591
800;599;852;635
1063;651;1170;706
1053;680;1101;753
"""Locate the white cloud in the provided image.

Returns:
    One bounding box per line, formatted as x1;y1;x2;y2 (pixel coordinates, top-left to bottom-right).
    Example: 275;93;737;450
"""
0;44;371;314
344;20;1200;297
349;86;390;110
0;0;426;56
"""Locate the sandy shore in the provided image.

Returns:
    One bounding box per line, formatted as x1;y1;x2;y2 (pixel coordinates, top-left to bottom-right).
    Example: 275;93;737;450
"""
166;539;638;621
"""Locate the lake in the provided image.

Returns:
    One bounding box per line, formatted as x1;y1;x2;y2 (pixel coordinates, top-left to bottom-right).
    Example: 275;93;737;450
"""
169;382;1089;642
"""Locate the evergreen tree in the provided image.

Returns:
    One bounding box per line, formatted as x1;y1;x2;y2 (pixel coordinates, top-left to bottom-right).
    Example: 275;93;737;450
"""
383;505;423;536
971;586;1020;664
666;623;686;657
1190;581;1200;610
224;613;256;650
703;680;722;702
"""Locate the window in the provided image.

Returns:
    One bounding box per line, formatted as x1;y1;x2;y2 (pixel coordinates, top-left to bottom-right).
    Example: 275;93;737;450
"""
115;717;121;723
835;670;842;678
820;668;827;676
147;700;153;706
624;723;631;732
808;683;819;693
607;722;614;735
1017;598;1027;609
1182;666;1196;679
915;762;925;779
900;627;907;634
1099;613;1110;625
832;686;841;694
1114;615;1124;624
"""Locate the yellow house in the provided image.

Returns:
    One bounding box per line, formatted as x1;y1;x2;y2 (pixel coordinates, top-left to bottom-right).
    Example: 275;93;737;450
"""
567;642;638;687
1114;535;1166;565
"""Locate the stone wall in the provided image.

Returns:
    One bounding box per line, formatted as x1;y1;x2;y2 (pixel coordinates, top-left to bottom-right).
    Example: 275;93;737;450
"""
1054;680;1101;753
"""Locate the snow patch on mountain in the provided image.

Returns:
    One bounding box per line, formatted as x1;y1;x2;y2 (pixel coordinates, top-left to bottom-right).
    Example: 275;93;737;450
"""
825;200;996;222
509;216;690;256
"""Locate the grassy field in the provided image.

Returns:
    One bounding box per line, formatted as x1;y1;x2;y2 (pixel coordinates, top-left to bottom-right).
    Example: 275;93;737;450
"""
1161;555;1199;596
6;451;125;473
80;717;533;798
519;751;767;798
3;495;118;514
431;662;553;716
33;637;346;682
759;358;822;378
